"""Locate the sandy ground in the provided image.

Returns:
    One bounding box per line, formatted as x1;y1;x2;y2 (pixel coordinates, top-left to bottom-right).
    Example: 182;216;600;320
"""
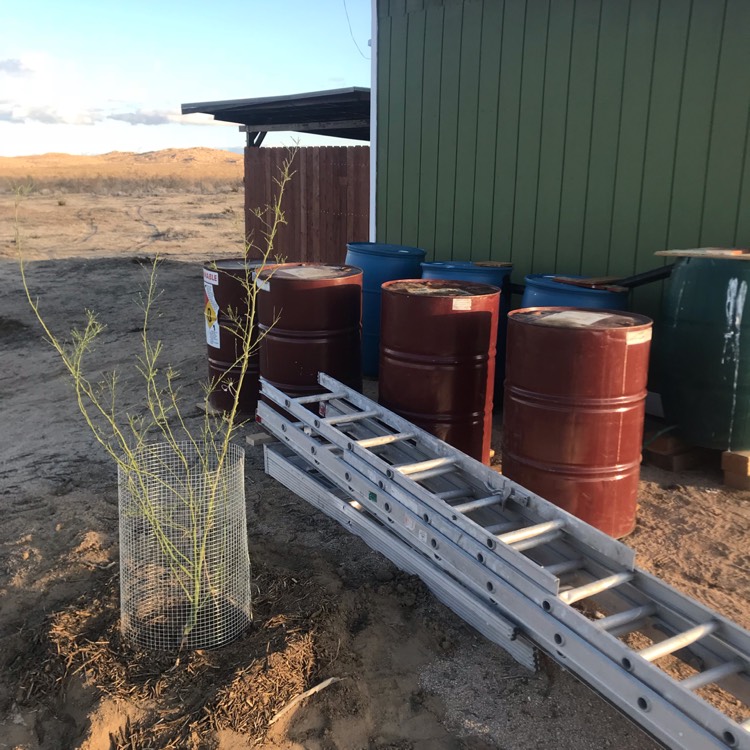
0;151;748;750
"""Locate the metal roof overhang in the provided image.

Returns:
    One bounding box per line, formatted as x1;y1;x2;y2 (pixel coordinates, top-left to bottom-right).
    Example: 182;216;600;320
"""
181;87;370;144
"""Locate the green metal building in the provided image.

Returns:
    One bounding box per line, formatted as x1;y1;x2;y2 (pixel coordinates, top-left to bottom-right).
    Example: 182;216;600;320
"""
374;0;750;317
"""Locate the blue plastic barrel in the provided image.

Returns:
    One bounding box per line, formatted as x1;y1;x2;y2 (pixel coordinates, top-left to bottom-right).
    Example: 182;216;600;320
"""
522;274;629;310
421;261;513;408
345;242;426;376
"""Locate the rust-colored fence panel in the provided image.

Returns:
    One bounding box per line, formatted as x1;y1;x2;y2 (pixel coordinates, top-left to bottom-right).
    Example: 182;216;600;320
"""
244;146;370;265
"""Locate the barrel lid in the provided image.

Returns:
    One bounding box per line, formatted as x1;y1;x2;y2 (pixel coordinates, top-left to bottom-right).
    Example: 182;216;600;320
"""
257;263;361;280
510;307;652;329
205;258;264;271
655;247;750;260
346;242;426;259
384;279;501;297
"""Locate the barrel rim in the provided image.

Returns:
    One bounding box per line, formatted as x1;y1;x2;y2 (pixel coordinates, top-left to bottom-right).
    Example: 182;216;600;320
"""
382;278;502;297
346;242;426;259
524;273;629;297
421;260;513;274
204;258;265;271
508;306;653;330
256;262;363;281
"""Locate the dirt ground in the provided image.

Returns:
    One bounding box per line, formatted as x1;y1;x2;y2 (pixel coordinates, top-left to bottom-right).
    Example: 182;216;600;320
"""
0;151;748;750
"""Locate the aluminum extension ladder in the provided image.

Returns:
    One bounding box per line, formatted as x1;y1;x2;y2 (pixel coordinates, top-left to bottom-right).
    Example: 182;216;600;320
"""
257;373;750;750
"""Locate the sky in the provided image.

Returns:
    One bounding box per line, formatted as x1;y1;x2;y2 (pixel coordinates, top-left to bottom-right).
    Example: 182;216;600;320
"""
0;0;371;156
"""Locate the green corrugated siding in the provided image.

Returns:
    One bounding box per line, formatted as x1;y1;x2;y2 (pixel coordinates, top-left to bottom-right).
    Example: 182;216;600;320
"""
376;0;750;318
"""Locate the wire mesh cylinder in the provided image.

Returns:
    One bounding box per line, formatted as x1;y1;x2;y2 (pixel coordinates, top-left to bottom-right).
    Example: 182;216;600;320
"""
118;441;251;650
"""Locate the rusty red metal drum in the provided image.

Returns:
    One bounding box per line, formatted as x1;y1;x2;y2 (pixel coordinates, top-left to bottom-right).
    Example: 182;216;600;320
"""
502;308;653;538
379;279;501;464
204;259;261;414
257;263;362;398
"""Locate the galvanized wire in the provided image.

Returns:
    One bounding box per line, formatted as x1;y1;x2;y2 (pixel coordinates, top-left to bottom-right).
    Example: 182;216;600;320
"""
118;441;251;650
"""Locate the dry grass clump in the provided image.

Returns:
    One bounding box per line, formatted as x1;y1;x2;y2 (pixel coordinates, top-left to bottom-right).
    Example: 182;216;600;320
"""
1;176;243;196
12;566;336;749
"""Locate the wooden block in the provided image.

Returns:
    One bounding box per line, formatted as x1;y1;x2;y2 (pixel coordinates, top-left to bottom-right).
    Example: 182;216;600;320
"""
723;470;750;491
643;429;690;455
721;450;750;476
246;431;277;447
643;447;713;472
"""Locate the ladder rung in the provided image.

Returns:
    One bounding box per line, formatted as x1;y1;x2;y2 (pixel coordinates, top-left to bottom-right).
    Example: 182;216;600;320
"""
485;521;520;535
356;432;415;449
559;572;634;605
543;558;584;577
511;529;563;552
497;520;565;545
394;457;456;475
638;622;719;663
452;495;504;514
595;604;656;632
680;660;743;691
324;409;380;426
436;488;470;501
408;465;458;482
294;391;348;405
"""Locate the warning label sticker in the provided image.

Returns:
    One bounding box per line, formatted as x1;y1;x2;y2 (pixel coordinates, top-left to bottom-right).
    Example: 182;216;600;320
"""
204;282;220;347
203;268;219;285
452;298;472;311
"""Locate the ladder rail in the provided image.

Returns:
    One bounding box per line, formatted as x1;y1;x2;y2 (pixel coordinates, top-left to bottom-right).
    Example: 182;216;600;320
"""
259;407;740;750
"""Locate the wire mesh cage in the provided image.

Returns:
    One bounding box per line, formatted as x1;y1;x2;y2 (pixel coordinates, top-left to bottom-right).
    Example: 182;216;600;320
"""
118;441;251;650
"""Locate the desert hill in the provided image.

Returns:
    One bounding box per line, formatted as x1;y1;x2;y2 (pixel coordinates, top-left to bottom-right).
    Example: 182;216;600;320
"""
0;147;244;183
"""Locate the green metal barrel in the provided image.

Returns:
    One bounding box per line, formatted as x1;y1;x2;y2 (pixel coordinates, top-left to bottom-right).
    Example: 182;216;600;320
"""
659;257;750;450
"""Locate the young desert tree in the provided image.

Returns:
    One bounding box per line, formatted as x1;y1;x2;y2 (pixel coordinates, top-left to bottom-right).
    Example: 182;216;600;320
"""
16;148;297;649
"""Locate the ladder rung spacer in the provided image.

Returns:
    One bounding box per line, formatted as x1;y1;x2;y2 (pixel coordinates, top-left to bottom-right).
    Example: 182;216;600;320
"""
294;391;348;405
638;622;719;663
356;432;415;448
452;495;504;514
497;519;565;545
595;604;656;632
559;572;634;605
680;660;742;691
324;410;380;425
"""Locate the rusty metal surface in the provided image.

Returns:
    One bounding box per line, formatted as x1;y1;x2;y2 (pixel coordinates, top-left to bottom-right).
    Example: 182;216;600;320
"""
257;263;362;398
204;259;261;414
379;279;501;464
502;308;653;538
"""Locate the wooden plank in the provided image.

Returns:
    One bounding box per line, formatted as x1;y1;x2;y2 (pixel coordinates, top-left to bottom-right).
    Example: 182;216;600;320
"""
723;471;750;491
491;0;526;268
471;0;504;261
700;0;750;247
580;0;629;278
631;0;691;320
451;0;483;260
511;0;549;272
530;0;575;276
376;14;391;241
606;0;660;280
298;147;308;262
416;2;444;258
401;8;426;247
665;0;726;251
385;6;408;243
556;0;601;276
346;147;356;246
311;147;321;262
433;0;463;258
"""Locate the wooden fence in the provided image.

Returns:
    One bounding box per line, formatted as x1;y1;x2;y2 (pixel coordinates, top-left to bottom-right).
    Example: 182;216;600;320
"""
244;146;370;264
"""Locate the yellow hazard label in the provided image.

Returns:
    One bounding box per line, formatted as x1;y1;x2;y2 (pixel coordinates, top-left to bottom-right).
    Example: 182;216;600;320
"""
204;299;217;327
